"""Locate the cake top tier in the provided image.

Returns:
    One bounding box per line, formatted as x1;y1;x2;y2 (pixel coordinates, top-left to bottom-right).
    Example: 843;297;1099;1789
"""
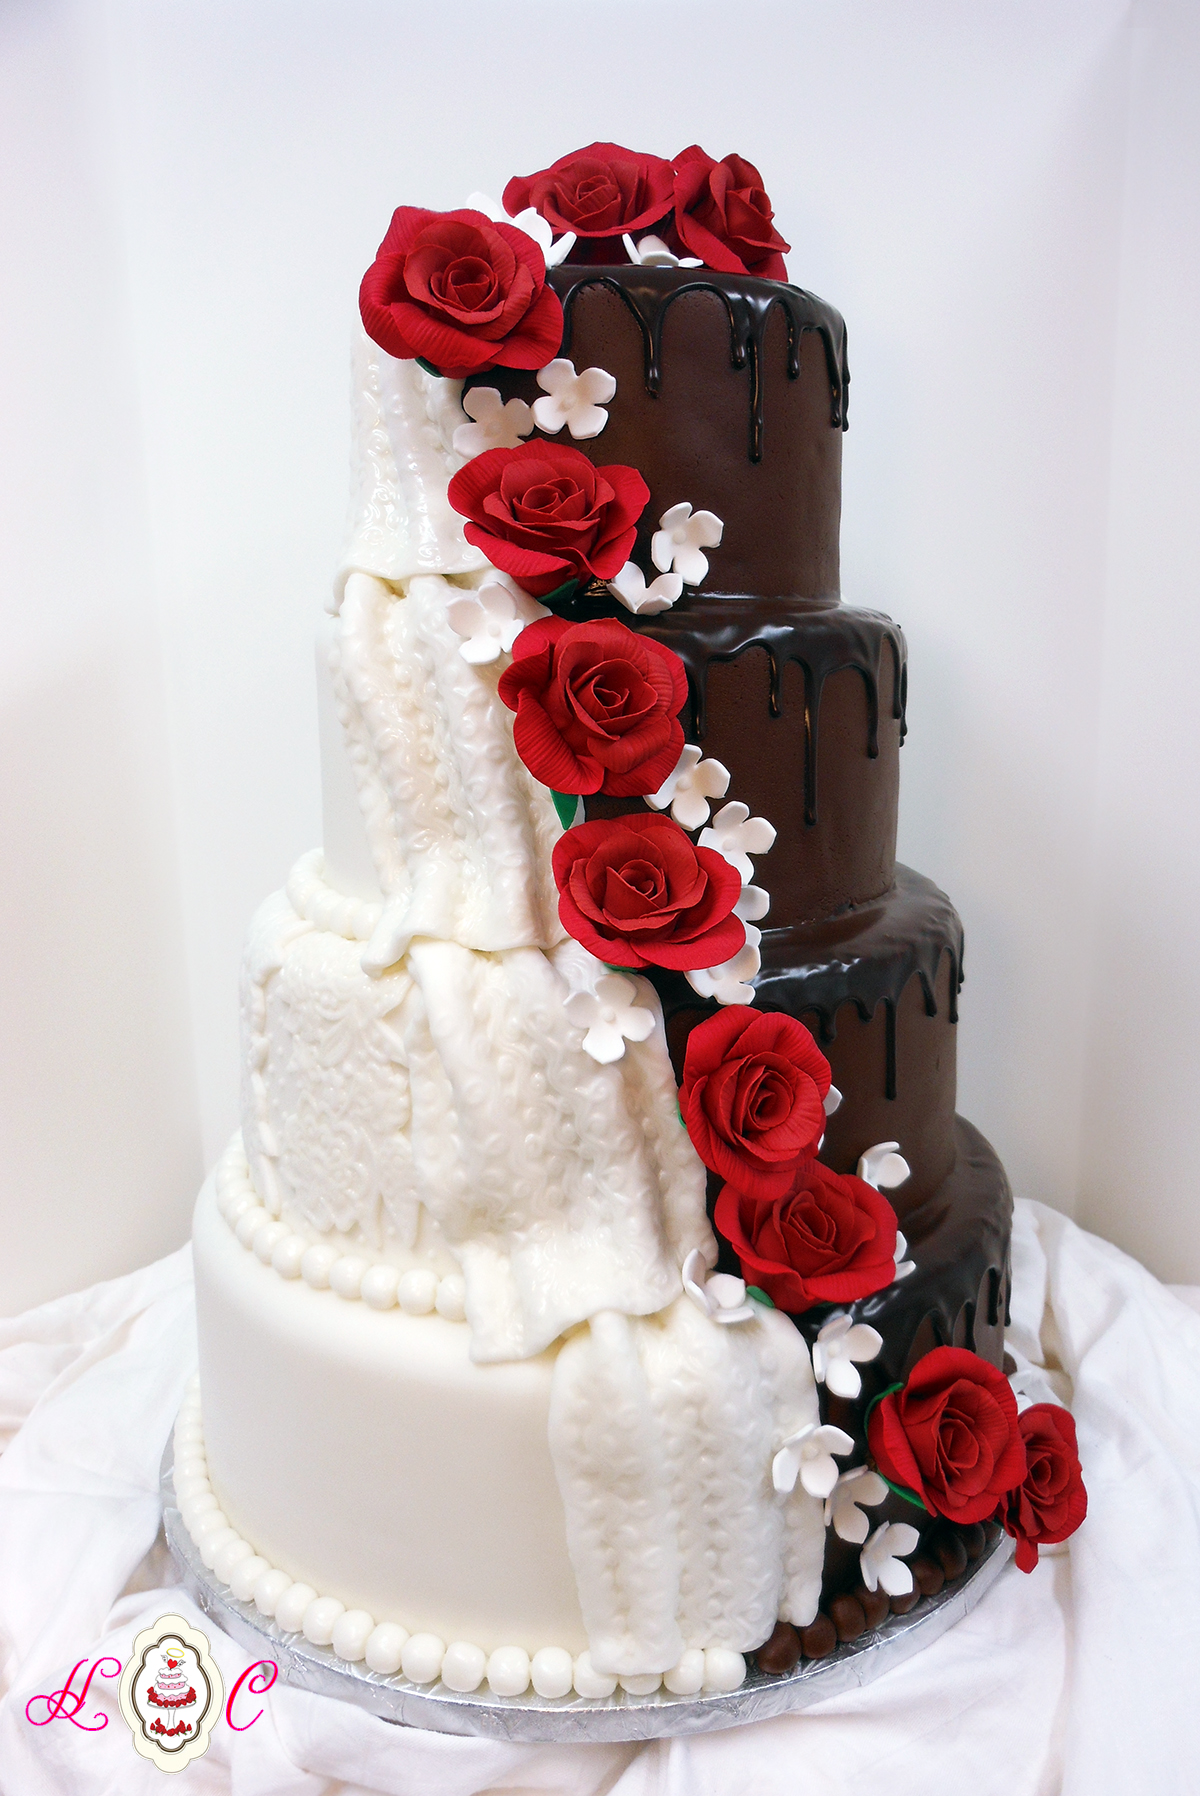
356;142;848;603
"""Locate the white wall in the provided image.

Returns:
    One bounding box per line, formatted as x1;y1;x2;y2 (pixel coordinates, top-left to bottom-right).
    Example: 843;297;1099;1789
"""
0;0;201;1313
3;0;1197;1308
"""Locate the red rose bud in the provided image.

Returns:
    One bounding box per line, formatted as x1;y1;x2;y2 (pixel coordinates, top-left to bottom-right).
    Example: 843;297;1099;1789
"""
447;441;649;598
671;146;790;281
868;1346;1028;1525
504;142;675;245
498;616;687;797
681;1009;831;1197
713;1161;897;1313
359;207;564;378
551;812;744;972
995;1402;1088;1572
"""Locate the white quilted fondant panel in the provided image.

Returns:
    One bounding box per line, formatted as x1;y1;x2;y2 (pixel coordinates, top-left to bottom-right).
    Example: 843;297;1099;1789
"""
549;1299;825;1676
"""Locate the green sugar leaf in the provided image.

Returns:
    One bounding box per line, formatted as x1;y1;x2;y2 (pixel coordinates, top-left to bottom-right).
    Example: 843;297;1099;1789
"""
541;577;582;609
746;1287;776;1308
415;356;445;378
550;790;583;830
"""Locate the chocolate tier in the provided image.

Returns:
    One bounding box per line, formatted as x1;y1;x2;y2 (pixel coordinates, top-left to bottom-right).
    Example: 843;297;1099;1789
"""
485;261;1009;1459
465;264;848;600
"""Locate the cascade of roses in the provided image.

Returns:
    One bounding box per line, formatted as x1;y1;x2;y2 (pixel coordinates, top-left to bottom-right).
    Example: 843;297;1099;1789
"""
359;141;791;376
868;1346;1087;1568
686;1008;901;1313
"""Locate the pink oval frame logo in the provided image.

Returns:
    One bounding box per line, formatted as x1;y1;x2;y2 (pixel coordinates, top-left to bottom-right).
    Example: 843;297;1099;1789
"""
118;1614;223;1771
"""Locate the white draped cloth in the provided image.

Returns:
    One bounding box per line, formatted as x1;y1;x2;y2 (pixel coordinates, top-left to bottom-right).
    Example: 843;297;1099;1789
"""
1;1198;1197;1795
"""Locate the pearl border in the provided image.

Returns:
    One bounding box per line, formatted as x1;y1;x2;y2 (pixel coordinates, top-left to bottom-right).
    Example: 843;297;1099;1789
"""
215;1139;467;1322
173;1379;746;1700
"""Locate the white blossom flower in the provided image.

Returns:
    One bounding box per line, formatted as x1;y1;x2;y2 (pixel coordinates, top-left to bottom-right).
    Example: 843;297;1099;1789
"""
645;745;731;829
860;1521;921;1596
651;502;725;586
465;191;576;265
811;1313;884;1400
564;973;656;1065
735;884;771;924
452;386;535;458
698;801;777;883
446;577;549;664
857;1141;911;1191
607;562;684;617
532;359;617;440
892;1229;916;1281
681;1247;755;1325
621;232;703;269
684;927;761;1006
824;1466;891;1543
824;1084;842;1116
772;1423;855;1499
855;1142;916;1280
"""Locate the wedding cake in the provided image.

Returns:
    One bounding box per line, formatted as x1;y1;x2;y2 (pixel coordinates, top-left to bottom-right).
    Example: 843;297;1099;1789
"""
174;142;1086;1704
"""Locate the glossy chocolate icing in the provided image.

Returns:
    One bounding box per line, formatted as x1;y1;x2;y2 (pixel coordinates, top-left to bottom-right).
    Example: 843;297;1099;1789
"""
464;266;847;599
565;586;906;926
653;867;962;1211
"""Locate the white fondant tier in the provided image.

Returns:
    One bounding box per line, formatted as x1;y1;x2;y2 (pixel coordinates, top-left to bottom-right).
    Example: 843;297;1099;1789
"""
193;1172;589;1656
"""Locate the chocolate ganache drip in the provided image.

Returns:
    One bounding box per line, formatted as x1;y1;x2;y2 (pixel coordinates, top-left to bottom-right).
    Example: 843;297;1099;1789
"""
549;266;850;460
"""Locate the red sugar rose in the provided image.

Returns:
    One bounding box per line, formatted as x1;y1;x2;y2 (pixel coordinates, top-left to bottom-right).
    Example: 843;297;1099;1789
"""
995;1403;1087;1571
552;812;744;972
714;1160;897;1313
681;1008;831;1198
359;207;563;378
498;616;687;797
671;146;790;281
868;1346;1027;1525
448;441;649;598
504;142;675;246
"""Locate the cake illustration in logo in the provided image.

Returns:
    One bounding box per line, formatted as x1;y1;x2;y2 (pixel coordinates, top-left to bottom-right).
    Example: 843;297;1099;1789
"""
119;1615;222;1770
145;1649;198;1735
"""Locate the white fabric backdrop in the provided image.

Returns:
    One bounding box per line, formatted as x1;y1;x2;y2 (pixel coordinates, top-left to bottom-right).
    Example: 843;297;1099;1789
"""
1;1199;1197;1795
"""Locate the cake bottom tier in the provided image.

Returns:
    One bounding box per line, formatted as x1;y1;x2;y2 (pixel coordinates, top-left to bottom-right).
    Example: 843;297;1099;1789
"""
189;1116;1010;1678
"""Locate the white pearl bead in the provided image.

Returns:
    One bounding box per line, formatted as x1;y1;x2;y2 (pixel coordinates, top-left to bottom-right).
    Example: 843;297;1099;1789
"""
271;1234;307;1279
364;1622;408;1675
199;1526;238;1570
435;1274;466;1322
440;1641;486;1693
400;1633;445;1684
397;1269;437;1315
253;1220;290;1263
213;1537;254;1583
173;1473;209;1504
302;1596;345;1646
360;1265;400;1311
229;1556;271;1603
274;1582;318;1634
571;1652;617;1698
702;1647;745;1692
252;1567;293;1617
332;1610;376;1664
181;1490;218;1522
173;1454;207;1482
530;1647;574;1699
329;1256;368;1301
619;1670;661;1695
663;1648;705;1695
486;1646;531;1697
191;1509;230;1542
236;1206;270;1248
301;1245;339;1289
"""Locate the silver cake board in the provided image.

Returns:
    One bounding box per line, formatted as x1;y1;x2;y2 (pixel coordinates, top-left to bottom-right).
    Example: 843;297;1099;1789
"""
161;1440;1014;1744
